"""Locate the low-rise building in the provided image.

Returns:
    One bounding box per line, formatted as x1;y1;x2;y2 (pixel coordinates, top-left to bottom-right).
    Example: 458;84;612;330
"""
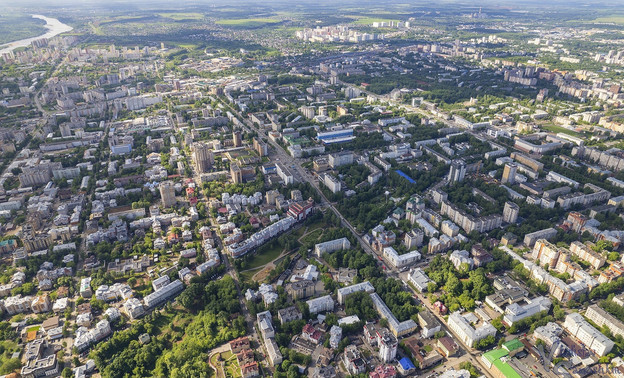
314;237;350;258
343;345;366;375
407;268;431;292
447;312;496;348
382;247;421;269
502;296;551;326
277;306;302;325
418;311;441;338
370;293;417;337
337;281;375;304
306;295;334;314
143;279;183;309
329;325;342;349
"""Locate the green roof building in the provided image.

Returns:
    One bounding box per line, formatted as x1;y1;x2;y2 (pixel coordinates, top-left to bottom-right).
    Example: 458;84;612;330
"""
482;348;508;369
492;359;523;378
502;338;524;356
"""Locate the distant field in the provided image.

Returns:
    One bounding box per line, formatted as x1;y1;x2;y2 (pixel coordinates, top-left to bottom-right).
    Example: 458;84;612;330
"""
351;17;400;25
593;16;624;25
159;13;204;21
216;18;280;28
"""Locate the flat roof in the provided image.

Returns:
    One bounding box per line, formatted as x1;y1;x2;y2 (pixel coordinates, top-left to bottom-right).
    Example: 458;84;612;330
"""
492;359;523;378
483;348;509;364
503;338;524;352
399;357;415;370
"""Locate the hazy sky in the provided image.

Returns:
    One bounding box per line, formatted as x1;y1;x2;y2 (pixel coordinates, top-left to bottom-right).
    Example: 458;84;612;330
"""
2;0;622;5
1;0;622;12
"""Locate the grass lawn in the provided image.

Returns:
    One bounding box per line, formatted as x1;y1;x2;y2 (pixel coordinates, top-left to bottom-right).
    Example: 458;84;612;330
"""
291;226;307;239
151;311;176;337
216;18;280;28
26;326;40;333
172;43;199;49
245;244;284;270
210;353;225;378
424;345;433;353
210;352;220;366
306;220;330;232
541;124;581;137
224;355;241;378
211;350;241;378
239;267;262;282
300;229;323;244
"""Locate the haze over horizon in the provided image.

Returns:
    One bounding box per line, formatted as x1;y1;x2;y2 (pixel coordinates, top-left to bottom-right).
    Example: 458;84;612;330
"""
1;1;624;378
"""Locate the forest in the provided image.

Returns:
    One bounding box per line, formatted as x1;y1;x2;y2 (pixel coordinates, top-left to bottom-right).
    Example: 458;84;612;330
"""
92;276;245;378
425;255;493;313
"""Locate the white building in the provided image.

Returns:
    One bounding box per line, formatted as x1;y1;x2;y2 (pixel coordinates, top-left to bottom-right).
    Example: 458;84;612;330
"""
563;312;614;356
585;305;624;340
337;281;375;304
376;328;398;362
449;250;474;271
502;296;551;326
306;295;335;314
315;237;351;257
257;310;275;340
123;298;145;320
328;152;354;168
447;312;497;348
329;325;342;349
143;279;183;309
407;268;431;292
382;247;421;269
418;311;441;338
322;173;342;193
80;277;92;298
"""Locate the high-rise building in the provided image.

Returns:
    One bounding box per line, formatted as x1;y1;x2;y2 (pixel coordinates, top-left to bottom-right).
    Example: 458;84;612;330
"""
253;138;268;157
448;160;466;183
502;163;517;185
299;106;315;119
503;201;520;224
231;164;243;184
192;142;213;173
233;131;242;147
60;123;71;137
159;181;176;208
376;328;398;362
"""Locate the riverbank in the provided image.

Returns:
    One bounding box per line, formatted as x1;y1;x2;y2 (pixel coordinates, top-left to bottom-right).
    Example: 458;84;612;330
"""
0;15;73;55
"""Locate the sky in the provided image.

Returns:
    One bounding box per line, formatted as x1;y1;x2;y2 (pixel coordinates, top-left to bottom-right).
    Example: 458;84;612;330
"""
1;0;623;12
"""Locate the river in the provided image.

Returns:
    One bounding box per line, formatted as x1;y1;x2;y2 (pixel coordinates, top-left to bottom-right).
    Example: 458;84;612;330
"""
0;15;73;55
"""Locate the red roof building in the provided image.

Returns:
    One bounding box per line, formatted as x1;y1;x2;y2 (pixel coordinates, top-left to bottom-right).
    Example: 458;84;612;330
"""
229;336;250;354
433;301;447;315
240;361;259;378
288;200;314;221
302;323;323;344
369;364;397;378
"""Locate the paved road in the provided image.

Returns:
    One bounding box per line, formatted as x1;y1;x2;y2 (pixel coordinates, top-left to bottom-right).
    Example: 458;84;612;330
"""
217;95;498;377
220;98;382;261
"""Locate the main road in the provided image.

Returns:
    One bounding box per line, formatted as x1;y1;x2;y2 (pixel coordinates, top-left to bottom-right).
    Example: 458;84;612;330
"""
216;95;496;377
